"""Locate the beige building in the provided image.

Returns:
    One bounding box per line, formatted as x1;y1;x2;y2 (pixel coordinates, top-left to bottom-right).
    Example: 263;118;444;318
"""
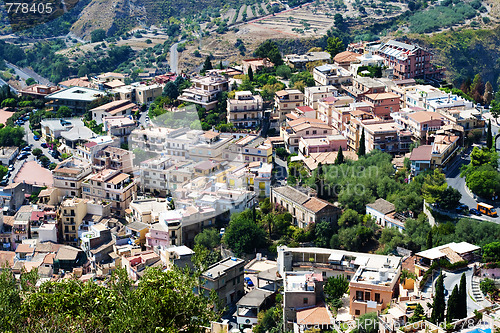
90;100;137;125
271;186;341;228
277;246;401;317
227;91;264;128
53;157;92;199
312;64;353;86
316;96;355;131
128;198;170;225
274;89;304;124
178;73;229;110
281;117;334;153
93;146;134;174
139;157;192;195
81;169;136;217
223;135;273;164
57;198;88;246
200;257;245;308
303;85;338;110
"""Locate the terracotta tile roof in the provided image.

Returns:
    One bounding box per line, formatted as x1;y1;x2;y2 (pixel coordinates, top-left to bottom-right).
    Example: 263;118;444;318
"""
409;145;433;161
302;197;334;213
15;243;34;254
0;251;15;267
334;51;360;64
296;304;333;326
408;111;443;123
364;92;400;100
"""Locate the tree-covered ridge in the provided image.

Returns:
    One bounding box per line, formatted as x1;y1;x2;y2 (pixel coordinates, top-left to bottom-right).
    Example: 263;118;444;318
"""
414;25;500;88
0;267;219;333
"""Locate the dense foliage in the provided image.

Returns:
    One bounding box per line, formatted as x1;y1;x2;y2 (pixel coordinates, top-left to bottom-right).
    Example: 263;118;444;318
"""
0;267;218;332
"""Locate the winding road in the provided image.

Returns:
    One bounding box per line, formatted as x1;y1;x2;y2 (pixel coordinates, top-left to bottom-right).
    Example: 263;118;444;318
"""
169;40;185;74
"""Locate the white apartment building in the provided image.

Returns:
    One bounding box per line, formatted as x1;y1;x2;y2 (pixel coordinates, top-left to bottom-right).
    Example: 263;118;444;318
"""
226;91;264;128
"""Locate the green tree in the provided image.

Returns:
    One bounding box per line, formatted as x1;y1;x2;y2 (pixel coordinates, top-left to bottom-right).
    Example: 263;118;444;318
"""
163;81;179;99
56;106;72;118
248;66;254;82
470;73;485;104
314;220;337;248
223;210;267;256
324;275;349;301
426;230;433;249
483;241;500;262
337;209;361;228
315;162;323;198
484;81;494;105
276;65;292;79
357;128;366;156
465;164;500;198
491;99;500;121
351;312;378;333
487;120;493;149
194;228;221;249
110;268;219;332
446;284;459;323
334;146;344;165
326;36;345;59
254;40;283;66
32;148;42;157
422;169;447;203
458;273;467;319
202;56;213;73
91;29;106;43
409;303;426;323
438;187;462;210
192;244;222;271
25;78;36;86
431;273;446;324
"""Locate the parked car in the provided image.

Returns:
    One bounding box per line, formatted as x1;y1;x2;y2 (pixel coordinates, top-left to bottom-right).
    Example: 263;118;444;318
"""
469;208;481;216
33;135;40;141
455;204;468;214
219;228;225;236
41;143;48;148
244;277;254;288
0;179;8;186
18;153;28;160
22;146;31;152
8;165;14;172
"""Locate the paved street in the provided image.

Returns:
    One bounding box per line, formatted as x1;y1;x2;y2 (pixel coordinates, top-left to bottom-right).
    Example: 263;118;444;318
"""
423;267;488;317
23;122;59;164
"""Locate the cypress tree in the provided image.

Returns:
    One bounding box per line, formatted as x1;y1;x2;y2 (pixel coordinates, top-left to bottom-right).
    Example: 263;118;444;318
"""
358;128;366;156
219;60;223;70
202;56;212;73
248;66;254;82
487;120;493;149
458;273;467;319
335;146;344;165
315;162;323;198
446;285;459;323
426;230;433;250
431;273;446;324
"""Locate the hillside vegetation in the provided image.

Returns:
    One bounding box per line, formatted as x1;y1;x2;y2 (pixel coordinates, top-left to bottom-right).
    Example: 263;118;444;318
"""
414;25;500;88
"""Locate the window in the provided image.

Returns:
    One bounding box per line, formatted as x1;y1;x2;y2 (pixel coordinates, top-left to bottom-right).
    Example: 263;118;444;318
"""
375;293;380;303
365;291;371;301
356;291;363;301
303;298;308;304
355;310;361;316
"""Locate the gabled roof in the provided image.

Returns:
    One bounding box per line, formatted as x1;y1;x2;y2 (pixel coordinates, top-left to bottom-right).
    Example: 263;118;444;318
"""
409;145;433;161
366;198;395;215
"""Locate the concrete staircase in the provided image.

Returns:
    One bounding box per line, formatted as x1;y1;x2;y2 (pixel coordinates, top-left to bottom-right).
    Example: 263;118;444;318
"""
471;276;485;302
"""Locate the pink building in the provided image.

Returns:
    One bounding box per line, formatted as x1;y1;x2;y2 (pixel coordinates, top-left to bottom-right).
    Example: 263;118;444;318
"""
145;222;170;249
121;250;161;281
362;93;400;119
298;135;348;157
